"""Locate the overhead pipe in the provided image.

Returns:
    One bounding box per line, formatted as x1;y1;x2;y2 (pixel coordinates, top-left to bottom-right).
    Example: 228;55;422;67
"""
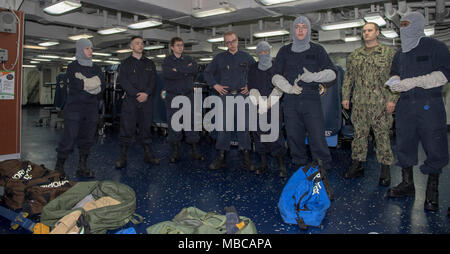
102;10;108;27
117;11;121;26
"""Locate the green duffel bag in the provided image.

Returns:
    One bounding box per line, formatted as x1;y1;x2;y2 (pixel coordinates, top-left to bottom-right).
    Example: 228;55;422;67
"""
146;206;257;234
40;181;143;234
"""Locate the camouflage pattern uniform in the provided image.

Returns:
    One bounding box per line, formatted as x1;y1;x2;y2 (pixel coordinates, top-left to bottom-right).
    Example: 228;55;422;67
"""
342;44;398;165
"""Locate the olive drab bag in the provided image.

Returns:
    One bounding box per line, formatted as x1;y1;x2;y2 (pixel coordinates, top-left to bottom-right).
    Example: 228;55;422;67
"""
278;161;331;230
0;159;73;215
40;181;143;234
146;206;258;234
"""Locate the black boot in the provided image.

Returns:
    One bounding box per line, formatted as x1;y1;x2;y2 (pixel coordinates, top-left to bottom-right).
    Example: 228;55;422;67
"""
76;151;95;178
343;160;364;179
277;154;287;178
242;150;256;171
387;167;415;198
115;145;128;169
379;164;391;186
255;153;268;175
189;143;204;161
208;150;226;170
54;155;66;177
424;173;439;211
143;144;160;165
169;142;180;163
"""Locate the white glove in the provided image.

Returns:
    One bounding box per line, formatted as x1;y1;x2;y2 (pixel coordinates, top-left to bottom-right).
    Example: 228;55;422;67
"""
390;80;415;92
272;74;302;95
258;99;268;114
83;76;101;91
86;85;101;95
385;75;401;88
268;87;283;107
75;72;86;80
249;89;261;106
290;84;303;95
415;71;448;89
300;67;336;83
75;72;101;92
258;88;283;114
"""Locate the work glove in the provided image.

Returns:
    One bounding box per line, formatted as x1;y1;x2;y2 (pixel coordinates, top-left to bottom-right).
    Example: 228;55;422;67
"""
272;74;302;95
414;71;448;89
259;87;283;114
75;72;101;93
300;67;336;83
385;75;401;87
386;75;414;92
86;85;101;95
249;89;261;106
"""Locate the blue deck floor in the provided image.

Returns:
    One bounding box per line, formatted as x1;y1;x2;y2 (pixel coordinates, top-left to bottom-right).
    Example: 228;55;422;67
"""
0;106;449;234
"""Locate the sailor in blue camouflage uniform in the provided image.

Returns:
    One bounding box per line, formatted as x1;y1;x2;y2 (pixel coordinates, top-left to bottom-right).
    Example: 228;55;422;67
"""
115;36;160;169
272;16;337;199
203;31;256;171
386;12;450;211
162;37;204;163
247;41;287;178
54;38;105;178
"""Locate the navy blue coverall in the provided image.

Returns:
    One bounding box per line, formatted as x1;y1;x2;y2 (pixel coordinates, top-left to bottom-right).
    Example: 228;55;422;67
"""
273;42;337;169
162;54;200;144
390;37;450;174
56;61;105;157
203;50;255;151
247;62;287;157
118;55;157;146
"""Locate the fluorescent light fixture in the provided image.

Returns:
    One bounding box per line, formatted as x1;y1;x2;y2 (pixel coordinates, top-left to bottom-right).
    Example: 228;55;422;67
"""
156;54;166;58
128;18;162;29
30;61;40;64
217;46;228;50
43;0;82;15
245;45;257;50
253;29;289;38
37;54;60;59
32;58;51;62
192;4;236;18
147;56;154;60
68;33;94;41
92;52;112;57
381;29;398;38
199;57;213;61
256;0;296;5
104;60;120;65
344;35;361;42
207;36;224;43
363;13;386;27
91;59;102;62
97;27;127;35
24;45;47;50
109;57;120;60
424;26;435;36
321;19;365;31
23;65;37;68
144;45;165;50
61;57;76;60
115;49;133;53
38;41;59;47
